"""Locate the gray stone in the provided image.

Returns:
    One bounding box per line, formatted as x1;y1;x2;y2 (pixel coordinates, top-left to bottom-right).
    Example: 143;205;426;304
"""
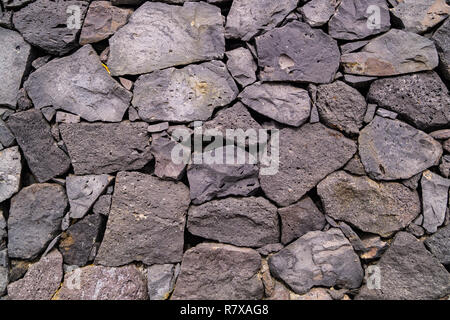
358;235;388;260
300;0;339;27
239;82;311;127
31;55;51;70
225;0;298;41
148;122;169;133
357;232;450;300
2;0;35;9
0;211;5;242
147;264;180;300
172;243;264;300
133;61;238;123
187;197;279;248
341;29;439;76
439;156;450;178
96;171;190;267
257;243;284;256
256;21;340;84
279;197;326;245
368;71;450;131
433;18;450;80
59;122;153;175
425;224;450;265
317;171;421;237
344;154;366;176
309;105;320;123
0;27;32;108
0;7;12;29
0;249;7;296
55;112;80;124
444;139;450;153
92;195;112;217
376;108;398;119
340;41;370;54
151;135;187;181
0;147;21;203
24;45;132;122
269;229;364;295
225;48;257;87
402;173;422;190
108;2;225;76
421;170;450;233
359;117;443;181
55;265;148;300
363;103;377;124
343;74;377;88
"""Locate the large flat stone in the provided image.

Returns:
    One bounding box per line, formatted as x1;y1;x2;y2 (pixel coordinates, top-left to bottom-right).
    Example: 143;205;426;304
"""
425;224;450;265
0;147;21;203
433;18;450;80
421;171;450;234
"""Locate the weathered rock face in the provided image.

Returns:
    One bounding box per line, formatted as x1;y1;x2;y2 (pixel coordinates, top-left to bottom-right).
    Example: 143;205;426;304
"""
55;265;148;300
256;21;340;83
24;45;132;122
59;122;152;175
225;48;257;87
187;197;279;248
260;123;356;207
421;171;450;234
425;224;450;265
300;0;339;27
367;71;450;131
8;184;67;260
151;135;187;181
357;232;450;300
239;82;311;127
341;29;439;76
93;195;112;216
95;172;190;267
317;171;421;237
433;18;450;80
225;0;298;41
269;229;364;295
0;119;14;148
7;250;63;300
133;61;237;123
7;110;70;183
0;249;7;296
0;213;5;242
359;117;443;181
108;2;225;76
147;264;180;300
172;243;264;300
0;147;21;203
13;0;89;55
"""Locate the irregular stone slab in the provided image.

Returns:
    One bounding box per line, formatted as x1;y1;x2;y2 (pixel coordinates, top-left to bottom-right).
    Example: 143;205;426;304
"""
343;74;377;89
147;264;180;300
328;0;390;40
133;61;237;123
260;123;356;207
96;172;190;266
24;45;132;122
59;122;153;175
433;18;450;80
432;130;450;140
8;183;67;260
341;29;439;76
108;1;225;76
300;0;339;27
151;135;187;181
225;47;257;87
391;0;449;34
225;0;298;41
239;82;311;127
55;265;148;300
13;0;89;55
439;155;450;178
316;81;367;135
269;229;364;295
66;174;113;219
55;112;80;124
317;171;421;237
256;21;340;83
147;122;169;133
425;224;450;265
172;243;264;300
340;40;370;54
0;27;32;108
357;232;450;300
7;110;70;182
344;154;366;176
92;195;111;216
368;71;450;131
79;1;133;45
0;212;5;242
7;250;63;300
376;108;398;119
0;147;21;203
278;196;326;245
421;170;450;234
359;116;443;180
187;197;279;248
0;249;7;296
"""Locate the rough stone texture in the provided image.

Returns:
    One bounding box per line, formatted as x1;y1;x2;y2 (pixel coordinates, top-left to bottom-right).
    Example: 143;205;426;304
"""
151;135;187;181
7;250;63;300
357;232;450;300
256;21;340;84
359;117;443;181
172;243;264;300
225;48;257;87
59;122;153;175
239;82;311;127
187;197;279;248
108;2;225;76
24;45;132;122
421;170;450;234
0;27;32;108
341;29;439;76
278;197;326;245
79;1;133;45
269;229;364;295
300;0;339;27
317;171;421;237
55;112;80;124
0;212;5;242
0;147;21;203
133;61;238;123
0;249;7;296
147;122;169;133
367;71;450;131
344;154;366;176
316;81;367;135
225;0;298;41
260;123;356;207
425;224;450;265
96;172;190;266
433;18;450;80
147;264;180;300
440;155;450;178
55;265;148;300
8;183;67;260
92;195;112;216
13;0;89;55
